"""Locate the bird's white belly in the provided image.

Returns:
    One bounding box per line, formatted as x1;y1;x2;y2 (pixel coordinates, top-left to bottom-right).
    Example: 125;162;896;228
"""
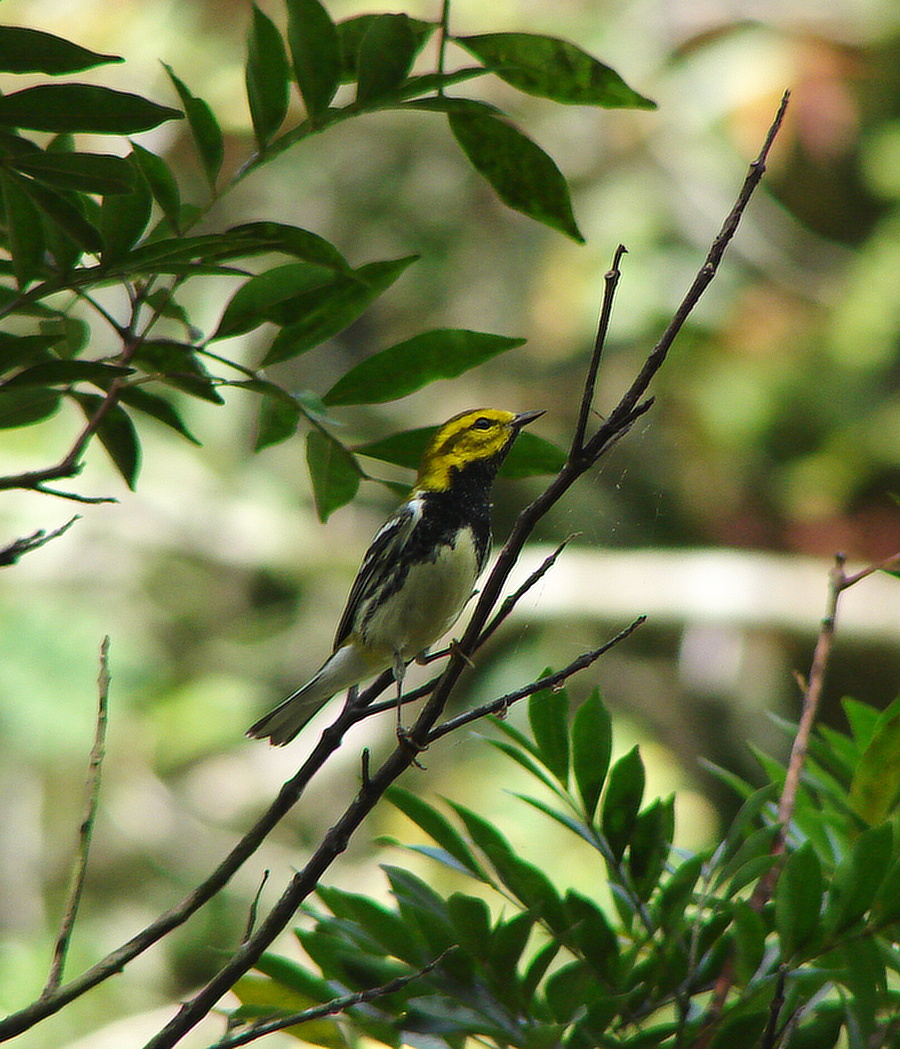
363;529;480;659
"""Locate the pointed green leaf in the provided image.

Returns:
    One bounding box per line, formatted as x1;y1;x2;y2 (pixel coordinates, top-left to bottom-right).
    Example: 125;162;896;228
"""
528;673;570;785
455;33;656;109
286;0;340;119
336;14;434;82
0;333;62;375
656;853;704;924
130;142;181;233
0;84;181;134
228;221;350;269
731;899;766;985
262;255;418;366
213;261;338;340
824;822;893;934
131;339;223;404
356;14;418;104
571;689;612;821
1;360;131;388
628;796;674;900
448;108;583;242
39;316;89;359
0;170;46;287
601;745;644;861
163;66;224;186
447;893;492;959
323;329;525;406
775;841;822;958
73;393;140;488
254;389;302;451
0;26;122;75
306;429;362;520
117;386;200;444
564;890;619;982
7;151;134;195
246;4;290;147
387;786;490;881
5;170;101;253
0;387;61;428
99;152;153;262
849;707;900;825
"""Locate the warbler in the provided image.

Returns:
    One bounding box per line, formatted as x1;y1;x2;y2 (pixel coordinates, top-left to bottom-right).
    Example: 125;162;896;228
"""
247;407;544;745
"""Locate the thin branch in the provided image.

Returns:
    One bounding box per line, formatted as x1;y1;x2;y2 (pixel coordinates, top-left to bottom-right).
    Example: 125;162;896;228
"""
207;949;453;1049
573;243;627;455
0;516;79;567
41;637;111;997
425;616;646;744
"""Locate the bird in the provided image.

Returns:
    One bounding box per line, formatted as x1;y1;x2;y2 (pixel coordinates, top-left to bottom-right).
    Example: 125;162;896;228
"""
247;407;545;745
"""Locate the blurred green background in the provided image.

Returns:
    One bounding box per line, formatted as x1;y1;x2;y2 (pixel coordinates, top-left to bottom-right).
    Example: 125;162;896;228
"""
1;0;899;1045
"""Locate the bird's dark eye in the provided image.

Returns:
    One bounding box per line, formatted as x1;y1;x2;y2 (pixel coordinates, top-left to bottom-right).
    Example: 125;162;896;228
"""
473;417;493;430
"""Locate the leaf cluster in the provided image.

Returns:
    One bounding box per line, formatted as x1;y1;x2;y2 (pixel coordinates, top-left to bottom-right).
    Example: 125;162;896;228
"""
236;686;900;1049
0;1;653;510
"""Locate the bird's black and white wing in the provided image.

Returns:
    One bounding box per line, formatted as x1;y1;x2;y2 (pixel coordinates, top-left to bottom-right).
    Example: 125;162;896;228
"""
332;496;422;649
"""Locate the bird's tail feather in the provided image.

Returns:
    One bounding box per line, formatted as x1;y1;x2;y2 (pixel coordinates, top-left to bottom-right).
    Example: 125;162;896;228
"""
246;644;376;746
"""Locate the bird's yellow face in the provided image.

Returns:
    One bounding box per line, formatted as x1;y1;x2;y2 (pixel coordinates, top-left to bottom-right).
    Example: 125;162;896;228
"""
415;408;532;492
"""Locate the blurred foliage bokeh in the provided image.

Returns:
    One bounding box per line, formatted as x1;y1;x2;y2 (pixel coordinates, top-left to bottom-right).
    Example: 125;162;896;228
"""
1;0;899;1045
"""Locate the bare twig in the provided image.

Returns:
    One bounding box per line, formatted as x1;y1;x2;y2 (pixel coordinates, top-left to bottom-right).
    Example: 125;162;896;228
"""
573;243;627;455
208;949;453;1049
425;616;646;744
41;637;111;997
242;871;269;945
0;516;79;567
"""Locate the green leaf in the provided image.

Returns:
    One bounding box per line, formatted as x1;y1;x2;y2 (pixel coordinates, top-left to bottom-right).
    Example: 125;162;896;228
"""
528;673;570;785
448;107;583;242
6;151;134;195
447;893;492;959
455;33;656;109
1;360;131;388
336;14;434;83
706;1010;769;1049
131;340;224;404
824;822;893;934
5;170;102;253
0;332;62;374
775;841;822;958
0;386;61;428
39;316;89;359
731;900;766;985
0;26;122;75
571;689;612;821
262;255;418;366
231;972;343;1047
564;890;619;983
490;910;533;976
0;170;46;287
0;84;181;134
228;221;350;269
601;746;644;862
306;429;362;521
324;329;525;407
656;853;703;924
213;261;338;340
246;4;290;147
99;152;153;262
254;388;302;451
842;696;883;751
849;707;900;825
286;0;340;119
73;393;140;487
163;66;224;186
628;796;674;900
130;142;181;233
387;786;490;881
317;885;421;964
117;385;200;445
356;14;418;104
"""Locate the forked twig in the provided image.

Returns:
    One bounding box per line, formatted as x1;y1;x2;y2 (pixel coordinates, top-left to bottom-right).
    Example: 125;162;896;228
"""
41;637;111;998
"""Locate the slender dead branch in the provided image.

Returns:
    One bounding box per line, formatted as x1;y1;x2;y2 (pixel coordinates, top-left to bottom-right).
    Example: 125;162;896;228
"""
42;637;110;997
573;243;627;455
208;949;452;1049
0;516;80;567
426;616;646;744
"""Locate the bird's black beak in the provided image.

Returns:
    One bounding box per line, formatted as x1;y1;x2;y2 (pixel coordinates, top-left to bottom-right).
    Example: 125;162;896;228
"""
512;409;546;429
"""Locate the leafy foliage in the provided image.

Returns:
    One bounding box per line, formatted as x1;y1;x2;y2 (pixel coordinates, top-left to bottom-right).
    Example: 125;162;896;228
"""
237;684;900;1048
0;4;653;516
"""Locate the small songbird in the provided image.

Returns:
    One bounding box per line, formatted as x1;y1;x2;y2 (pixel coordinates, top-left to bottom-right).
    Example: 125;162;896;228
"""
247;407;544;745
